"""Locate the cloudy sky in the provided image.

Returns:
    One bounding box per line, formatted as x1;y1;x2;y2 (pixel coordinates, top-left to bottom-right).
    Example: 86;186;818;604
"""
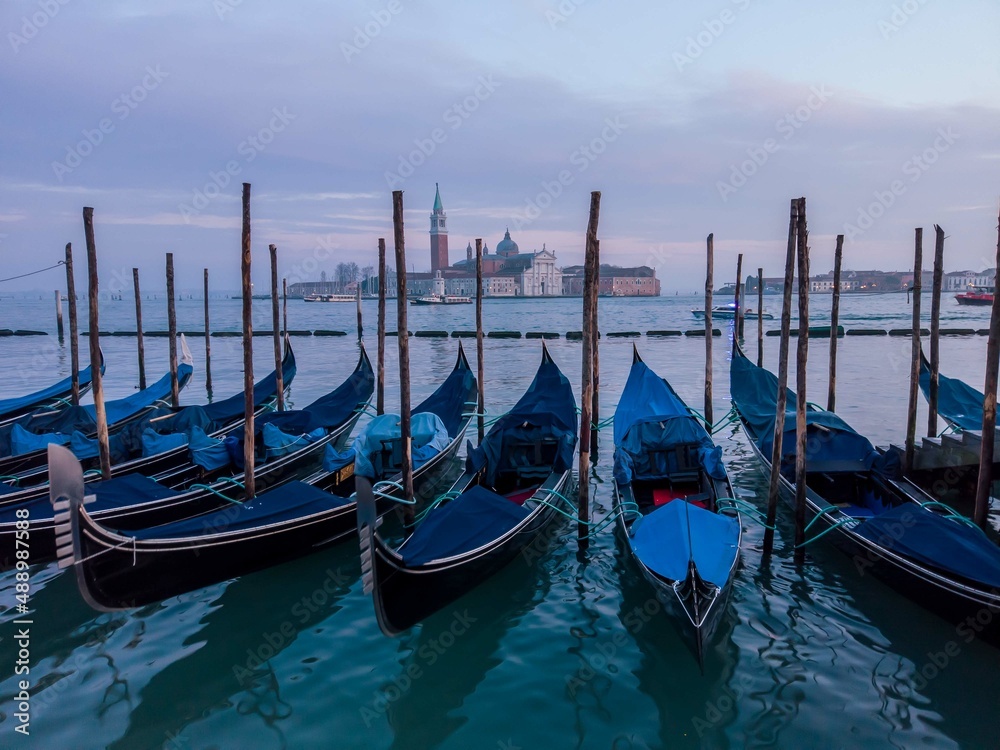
2;0;998;293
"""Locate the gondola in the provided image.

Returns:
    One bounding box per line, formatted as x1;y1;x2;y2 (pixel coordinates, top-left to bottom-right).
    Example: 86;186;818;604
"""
5;345;369;570
0;337;195;476
611;347;741;667
0;356;102;426
919;347;983;432
730;345;1000;647
358;344;577;636
0;340;296;502
46;345;475;610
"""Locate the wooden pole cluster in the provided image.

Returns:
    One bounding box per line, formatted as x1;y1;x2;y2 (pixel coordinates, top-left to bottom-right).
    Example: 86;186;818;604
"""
974;205;1000;529
733;253;744;344
793;198;810;559
827;235;844;412
377;238;386;416
65;243;80;405
269;244;284;412
204;269;212;394
704;234;714;426
591;239;601;455
55;290;64;340
578;191;601;547
763;198;799;552
475;238;485;444
757;266;764;367
928;225;945;435
82;208;111;480
282;278;288;345
166;253;179;408
241;184;256;499
904;228;923;474
132;268;146;390
392;191;414;523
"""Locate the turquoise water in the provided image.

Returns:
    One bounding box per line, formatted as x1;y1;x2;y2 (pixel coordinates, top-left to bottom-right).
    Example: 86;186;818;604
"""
1;293;999;749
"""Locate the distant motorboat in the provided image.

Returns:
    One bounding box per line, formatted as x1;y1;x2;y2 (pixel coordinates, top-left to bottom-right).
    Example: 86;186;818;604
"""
304;294;356;303
955;287;994;306
410;294;473;305
692;303;773;320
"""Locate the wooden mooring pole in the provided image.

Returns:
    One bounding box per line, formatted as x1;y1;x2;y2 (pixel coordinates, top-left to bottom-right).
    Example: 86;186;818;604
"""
904;228;923;474
241;184;255;499
282;278;288;345
204;269;212;395
132;268;146;390
392;191;414;522
82;208;111;479
356;282;363;343
928;225;945;435
476;238;485;444
793;198;809;561
591;239;600;455
166;253;179;408
578;191;601;548
734;252;744;346
757;266;764;367
974;205;1000;529
55;290;64;340
828;235;844;412
65;243;80;405
377;238;386;416
763;199;798;552
704;234;714;426
269;245;284;411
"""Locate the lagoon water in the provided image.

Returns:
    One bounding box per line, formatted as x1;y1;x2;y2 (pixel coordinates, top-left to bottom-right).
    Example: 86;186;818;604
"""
1;292;999;749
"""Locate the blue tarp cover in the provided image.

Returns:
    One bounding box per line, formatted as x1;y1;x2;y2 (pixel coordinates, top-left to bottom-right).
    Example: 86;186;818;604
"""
0;363;94;420
613;358;725;486
198;347;296;425
855;504;1000;589
0;362;193;458
129;480;349;539
0;472;180;525
401;485;530;566
919;351;983;431
730;352;881;470
411;356;477;437
188;426;230;471
141;428;188;457
9;424;68;455
324;412;449;478
262;423;326;458
630;499;740;588
467;351;577;486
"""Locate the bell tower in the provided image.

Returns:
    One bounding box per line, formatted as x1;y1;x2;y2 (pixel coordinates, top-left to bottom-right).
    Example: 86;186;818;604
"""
430;183;449;272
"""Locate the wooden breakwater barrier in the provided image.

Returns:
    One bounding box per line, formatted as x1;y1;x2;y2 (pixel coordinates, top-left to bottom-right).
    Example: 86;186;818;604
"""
55;326;1000;341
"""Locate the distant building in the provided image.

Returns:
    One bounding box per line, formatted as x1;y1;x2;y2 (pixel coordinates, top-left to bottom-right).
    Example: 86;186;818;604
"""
561;265;660;296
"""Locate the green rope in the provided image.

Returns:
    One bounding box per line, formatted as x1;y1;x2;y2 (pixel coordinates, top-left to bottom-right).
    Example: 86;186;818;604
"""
190;483;242;504
409;490;463;526
715;497;777;530
46;397;73;409
805;401;826;412
217;476;246;489
82;469;103;479
919;500;986;534
364;479;416;505
794;517;858;548
0;475;20;486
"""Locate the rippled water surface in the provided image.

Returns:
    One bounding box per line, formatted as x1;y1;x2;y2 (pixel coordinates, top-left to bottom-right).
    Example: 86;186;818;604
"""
1;293;999;749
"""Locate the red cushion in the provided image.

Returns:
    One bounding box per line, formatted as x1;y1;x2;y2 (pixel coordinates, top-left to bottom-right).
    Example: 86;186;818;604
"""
652;487;708;509
505;486;539;506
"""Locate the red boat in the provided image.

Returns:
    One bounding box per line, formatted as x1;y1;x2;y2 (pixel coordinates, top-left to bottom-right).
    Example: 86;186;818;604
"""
955;287;994;306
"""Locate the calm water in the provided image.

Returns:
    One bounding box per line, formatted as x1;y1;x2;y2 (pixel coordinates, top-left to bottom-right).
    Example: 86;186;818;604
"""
1;292;999;750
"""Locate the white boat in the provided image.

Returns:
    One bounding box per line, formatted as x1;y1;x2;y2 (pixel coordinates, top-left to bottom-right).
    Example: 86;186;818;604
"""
691;303;773;320
410;294;473;305
303;294;356;303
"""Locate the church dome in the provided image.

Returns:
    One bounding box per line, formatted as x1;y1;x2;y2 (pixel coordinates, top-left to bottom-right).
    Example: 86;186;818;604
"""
496;228;519;257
